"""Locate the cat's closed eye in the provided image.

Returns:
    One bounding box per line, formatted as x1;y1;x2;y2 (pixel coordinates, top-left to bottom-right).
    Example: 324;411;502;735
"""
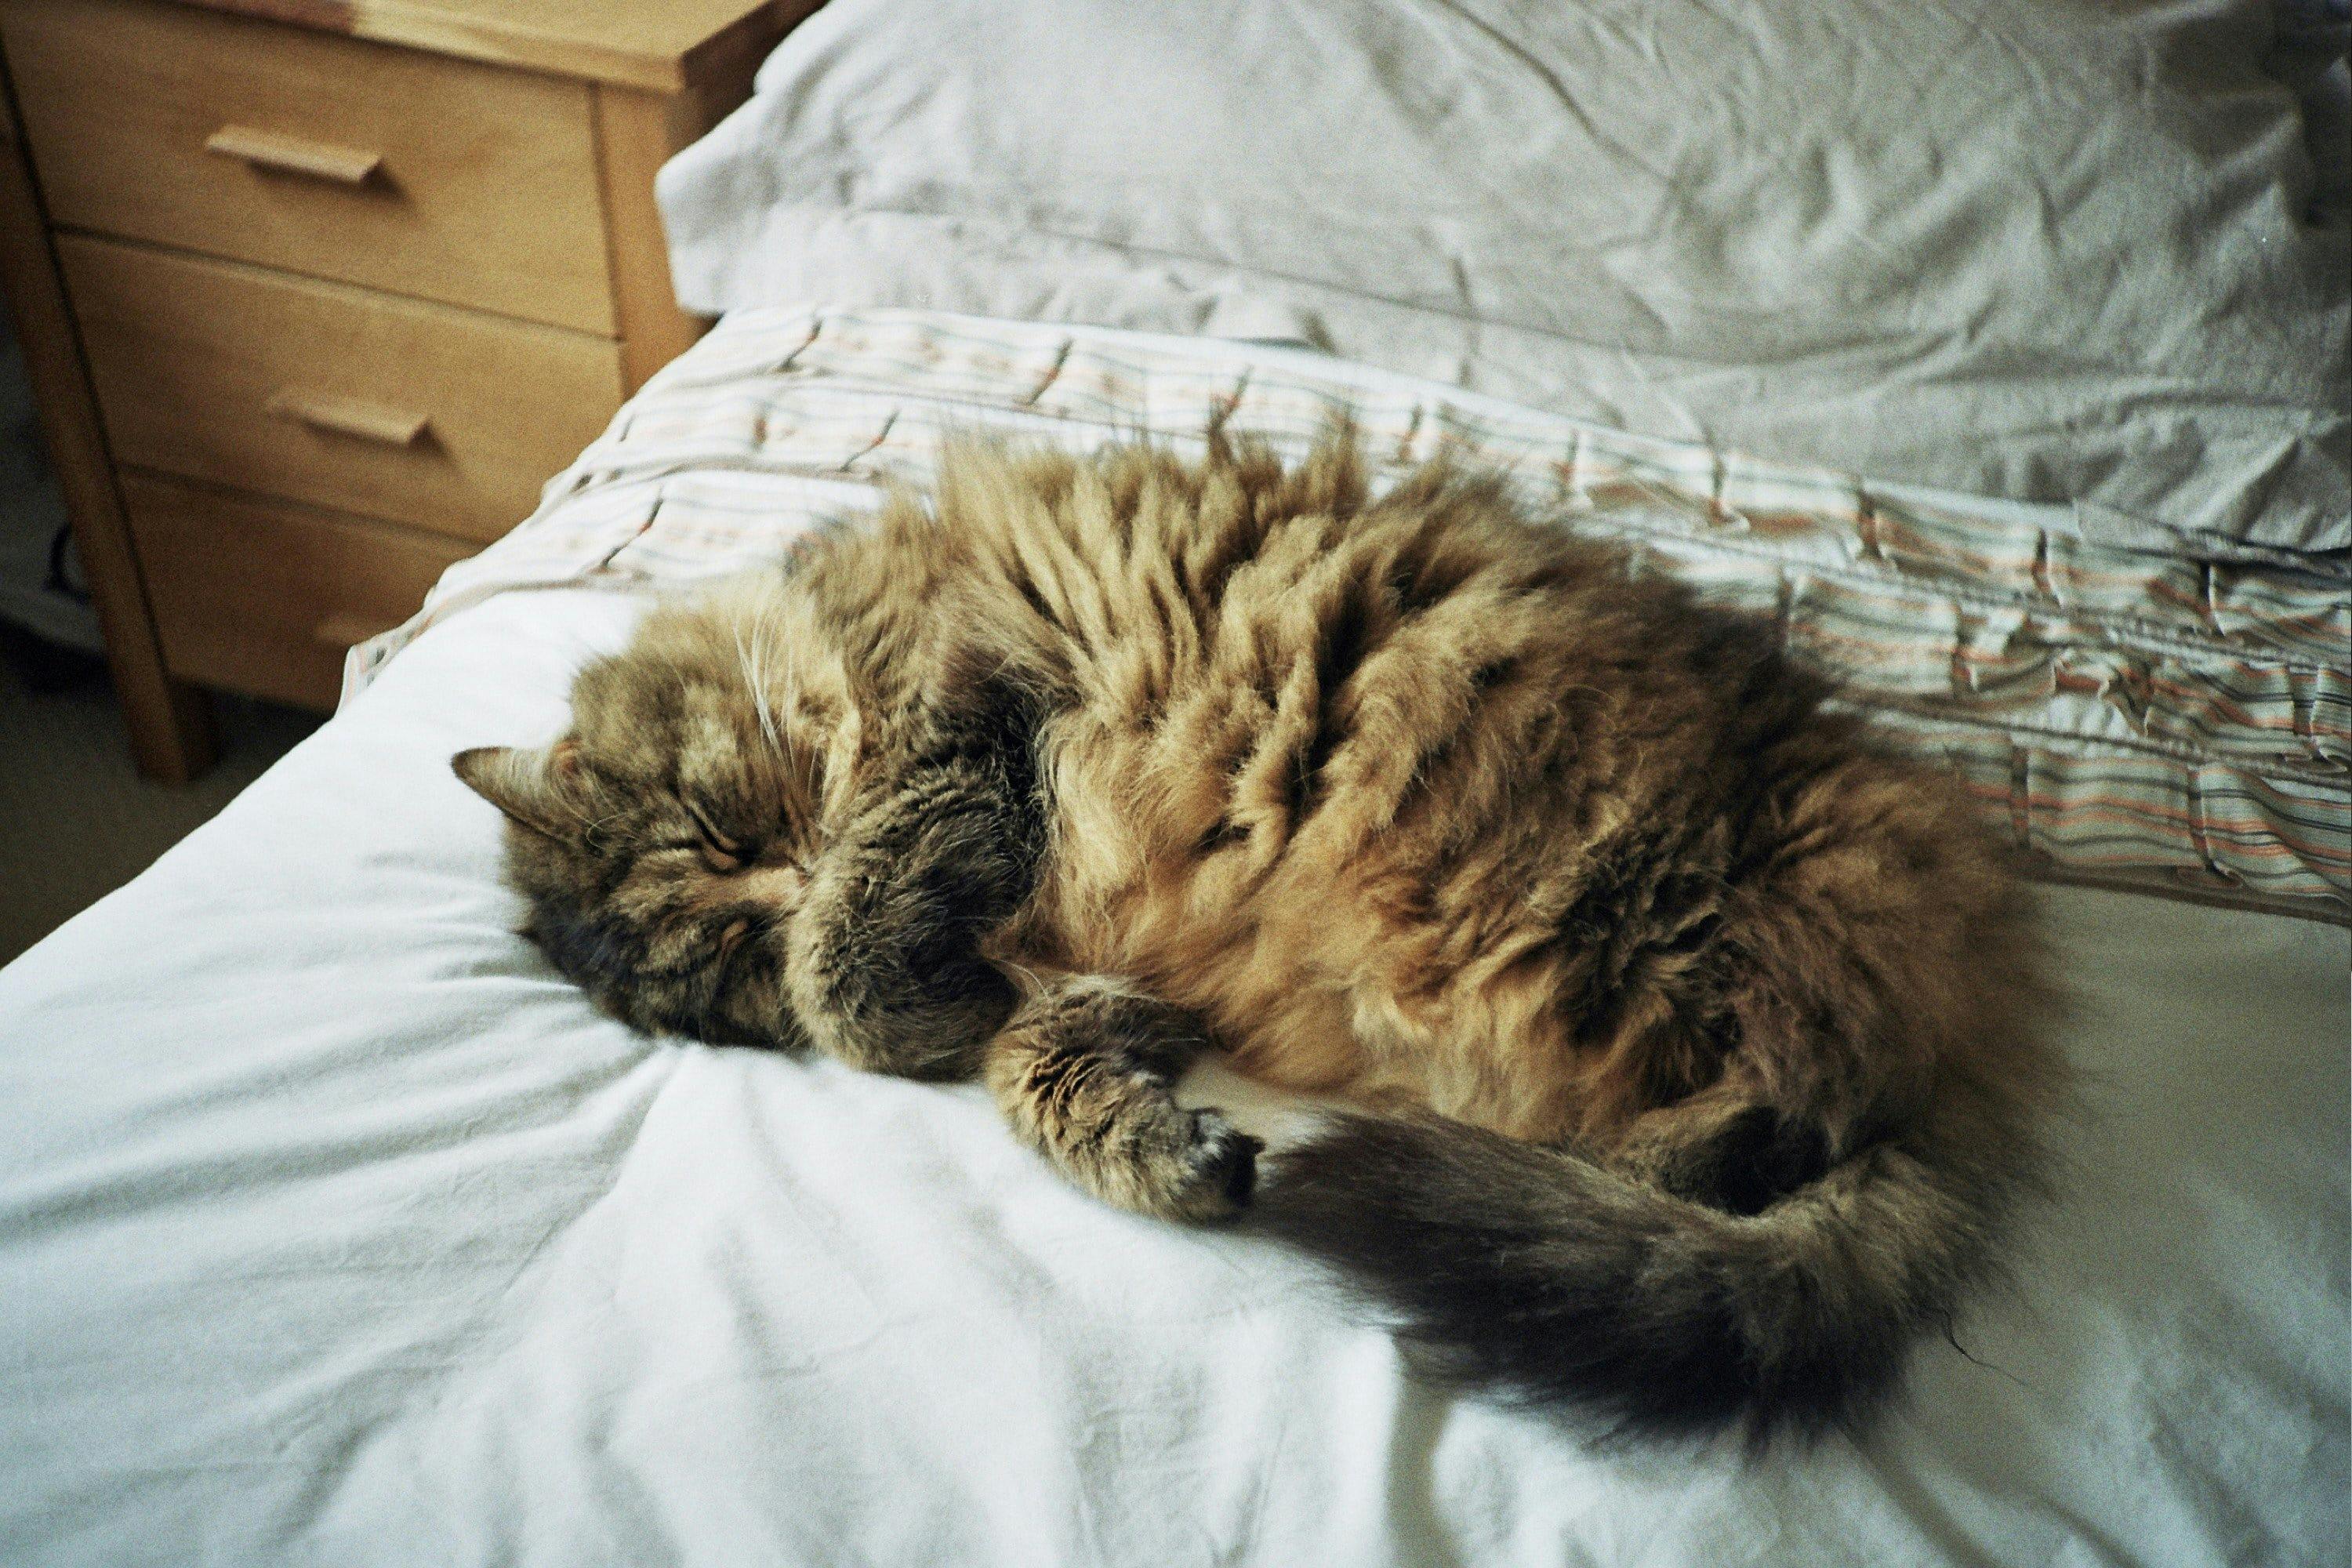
684;800;750;873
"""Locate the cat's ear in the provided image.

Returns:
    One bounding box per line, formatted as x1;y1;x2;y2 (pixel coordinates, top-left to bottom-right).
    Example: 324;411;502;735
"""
452;742;582;840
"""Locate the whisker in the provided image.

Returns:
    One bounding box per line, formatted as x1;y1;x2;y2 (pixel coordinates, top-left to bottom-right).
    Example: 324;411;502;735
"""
734;607;783;757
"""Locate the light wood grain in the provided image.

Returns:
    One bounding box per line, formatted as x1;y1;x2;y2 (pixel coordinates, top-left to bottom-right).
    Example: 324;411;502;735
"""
157;0;822;93
62;236;623;543
0;0;821;771
4;0;613;332
596;85;717;393
592;0;774;390
0;53;213;779
122;471;470;711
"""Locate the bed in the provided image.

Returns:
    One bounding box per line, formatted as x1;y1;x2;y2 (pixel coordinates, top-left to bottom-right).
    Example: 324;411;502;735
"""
4;2;2347;1563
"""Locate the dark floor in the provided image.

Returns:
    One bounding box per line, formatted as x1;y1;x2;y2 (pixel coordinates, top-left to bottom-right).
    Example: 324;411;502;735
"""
0;631;318;967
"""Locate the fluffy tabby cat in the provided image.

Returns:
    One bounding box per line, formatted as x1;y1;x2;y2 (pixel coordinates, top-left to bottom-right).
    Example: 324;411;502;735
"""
455;434;2057;1439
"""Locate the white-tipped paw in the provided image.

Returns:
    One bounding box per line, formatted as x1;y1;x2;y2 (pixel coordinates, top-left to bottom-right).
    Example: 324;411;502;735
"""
1143;1106;1262;1222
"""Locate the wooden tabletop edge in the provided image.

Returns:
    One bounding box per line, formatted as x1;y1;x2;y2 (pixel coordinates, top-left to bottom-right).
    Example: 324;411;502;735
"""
143;0;817;92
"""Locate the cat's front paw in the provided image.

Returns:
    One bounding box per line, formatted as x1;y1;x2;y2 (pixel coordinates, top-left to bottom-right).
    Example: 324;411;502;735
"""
1169;1109;1264;1219
784;846;1017;1080
983;977;1247;1221
1112;1104;1261;1222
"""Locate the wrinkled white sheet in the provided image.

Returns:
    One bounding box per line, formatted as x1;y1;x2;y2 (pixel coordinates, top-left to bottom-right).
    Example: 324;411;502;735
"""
659;0;2350;566
0;588;2344;1566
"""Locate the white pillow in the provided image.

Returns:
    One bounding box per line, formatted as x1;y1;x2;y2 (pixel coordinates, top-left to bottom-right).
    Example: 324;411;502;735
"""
659;0;2349;565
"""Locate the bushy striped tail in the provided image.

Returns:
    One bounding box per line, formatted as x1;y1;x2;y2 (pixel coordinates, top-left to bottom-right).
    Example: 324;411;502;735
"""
1250;1100;2039;1440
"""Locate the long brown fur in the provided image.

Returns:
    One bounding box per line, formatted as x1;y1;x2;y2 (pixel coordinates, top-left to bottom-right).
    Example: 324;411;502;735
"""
455;434;2060;1439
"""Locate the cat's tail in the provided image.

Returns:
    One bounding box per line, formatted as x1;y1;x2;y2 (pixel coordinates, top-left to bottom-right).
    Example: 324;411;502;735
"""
1247;1080;2045;1441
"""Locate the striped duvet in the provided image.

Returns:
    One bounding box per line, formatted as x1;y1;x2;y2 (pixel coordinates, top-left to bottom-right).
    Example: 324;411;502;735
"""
351;307;2350;919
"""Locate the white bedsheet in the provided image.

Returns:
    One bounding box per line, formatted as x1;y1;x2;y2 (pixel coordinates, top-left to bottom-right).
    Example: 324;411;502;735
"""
1;588;2345;1566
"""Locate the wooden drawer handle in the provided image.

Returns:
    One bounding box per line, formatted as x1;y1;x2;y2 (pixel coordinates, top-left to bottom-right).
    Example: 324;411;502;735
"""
267;389;429;448
313;613;387;649
205;125;383;186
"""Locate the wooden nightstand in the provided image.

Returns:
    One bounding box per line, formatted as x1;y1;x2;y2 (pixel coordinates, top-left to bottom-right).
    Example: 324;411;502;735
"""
0;0;818;779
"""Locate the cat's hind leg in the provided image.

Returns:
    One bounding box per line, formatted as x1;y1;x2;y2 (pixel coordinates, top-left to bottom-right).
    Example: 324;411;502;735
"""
985;978;1260;1221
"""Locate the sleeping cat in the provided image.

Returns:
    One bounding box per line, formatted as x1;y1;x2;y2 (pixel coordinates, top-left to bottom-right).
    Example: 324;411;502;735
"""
454;434;2060;1439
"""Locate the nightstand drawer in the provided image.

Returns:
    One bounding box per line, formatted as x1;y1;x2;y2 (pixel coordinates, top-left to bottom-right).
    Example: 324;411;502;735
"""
123;474;470;711
2;0;612;332
63;237;622;544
